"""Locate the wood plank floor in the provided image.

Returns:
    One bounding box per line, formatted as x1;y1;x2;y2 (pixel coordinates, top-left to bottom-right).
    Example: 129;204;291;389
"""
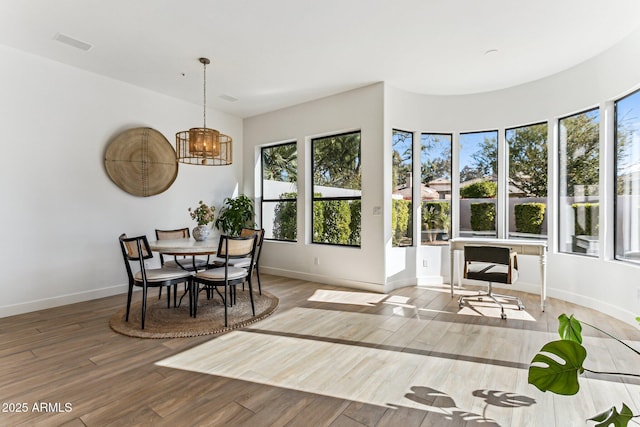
1;274;639;426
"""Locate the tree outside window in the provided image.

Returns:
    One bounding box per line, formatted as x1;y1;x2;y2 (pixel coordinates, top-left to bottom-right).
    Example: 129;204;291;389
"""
312;131;361;246
559;109;600;256
507;123;548;239
262;142;297;241
392;130;413;247
615;90;640;264
459;131;498;237
421;133;452;245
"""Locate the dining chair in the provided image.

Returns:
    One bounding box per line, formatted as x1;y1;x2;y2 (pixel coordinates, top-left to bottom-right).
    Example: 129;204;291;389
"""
155;227;209;271
155;227;208;302
118;234;192;329
191;234;258;326
209;228;265;295
458;245;524;319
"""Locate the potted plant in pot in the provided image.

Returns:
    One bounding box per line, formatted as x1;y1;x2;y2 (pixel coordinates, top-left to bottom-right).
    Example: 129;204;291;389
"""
188;201;215;241
214;194;256;236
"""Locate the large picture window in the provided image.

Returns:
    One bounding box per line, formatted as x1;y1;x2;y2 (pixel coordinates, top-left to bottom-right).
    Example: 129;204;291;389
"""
421;133;452;245
312;131;361;246
506;123;548;239
261;142;297;241
392;130;413;247
558;108;600;256
459;130;498;237
615;90;640;264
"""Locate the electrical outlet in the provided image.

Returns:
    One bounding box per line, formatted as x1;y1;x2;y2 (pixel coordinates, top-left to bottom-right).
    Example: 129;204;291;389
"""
422;258;428;267
314;257;320;265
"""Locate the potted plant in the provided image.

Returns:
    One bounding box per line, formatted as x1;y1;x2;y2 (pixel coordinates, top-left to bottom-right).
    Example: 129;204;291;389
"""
214;194;256;236
188;201;215;241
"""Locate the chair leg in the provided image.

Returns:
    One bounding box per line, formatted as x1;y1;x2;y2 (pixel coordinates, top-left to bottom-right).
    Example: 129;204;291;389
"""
224;283;228;327
256;265;262;295
158;287;163;300
247;277;255;316
173;284;177;307
166;285;171;309
125;283;134;321
141;285;148;329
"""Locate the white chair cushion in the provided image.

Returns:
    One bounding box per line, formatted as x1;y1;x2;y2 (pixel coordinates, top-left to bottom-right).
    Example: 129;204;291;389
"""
209;256;252;268
135;267;191;282
195;267;247;281
163;258;208;270
229;258;251;268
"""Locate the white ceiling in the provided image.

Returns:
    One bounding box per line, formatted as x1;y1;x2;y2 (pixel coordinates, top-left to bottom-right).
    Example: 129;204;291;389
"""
2;0;640;118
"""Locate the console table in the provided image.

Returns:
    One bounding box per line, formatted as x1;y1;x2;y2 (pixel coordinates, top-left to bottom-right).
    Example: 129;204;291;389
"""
449;238;547;311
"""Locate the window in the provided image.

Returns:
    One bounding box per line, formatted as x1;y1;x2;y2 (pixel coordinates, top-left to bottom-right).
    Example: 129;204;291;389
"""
392;130;413;247
420;133;452;245
459;130;498;237
506;123;548;239
558;108;600;256
261;142;297;241
615;90;640;264
312;131;361;246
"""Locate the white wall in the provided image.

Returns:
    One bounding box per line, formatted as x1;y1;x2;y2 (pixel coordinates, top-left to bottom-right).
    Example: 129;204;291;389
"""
387;27;640;325
0;45;243;316
243;84;386;292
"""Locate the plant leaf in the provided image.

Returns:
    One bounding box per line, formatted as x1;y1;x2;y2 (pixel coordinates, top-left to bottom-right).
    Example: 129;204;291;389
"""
528;340;586;395
636;316;640;325
588;403;634;427
558;314;583;344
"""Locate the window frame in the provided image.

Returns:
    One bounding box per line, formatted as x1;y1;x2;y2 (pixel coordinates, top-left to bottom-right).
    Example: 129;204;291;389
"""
261;141;298;242
505;121;549;240
613;88;640;265
392;128;414;247
311;130;362;248
458;129;499;238
420;132;452;246
557;107;601;257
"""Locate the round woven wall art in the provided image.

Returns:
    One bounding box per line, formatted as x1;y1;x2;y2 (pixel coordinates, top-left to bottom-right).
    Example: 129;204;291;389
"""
104;127;178;197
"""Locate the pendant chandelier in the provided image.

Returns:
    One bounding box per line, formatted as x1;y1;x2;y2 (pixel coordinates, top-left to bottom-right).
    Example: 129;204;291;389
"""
176;57;232;166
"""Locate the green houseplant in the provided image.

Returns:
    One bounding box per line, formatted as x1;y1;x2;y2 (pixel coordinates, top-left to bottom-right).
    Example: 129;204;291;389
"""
528;314;640;425
214;194;256;236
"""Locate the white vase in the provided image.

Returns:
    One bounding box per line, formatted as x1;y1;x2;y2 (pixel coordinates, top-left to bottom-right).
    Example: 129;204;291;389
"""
192;225;210;241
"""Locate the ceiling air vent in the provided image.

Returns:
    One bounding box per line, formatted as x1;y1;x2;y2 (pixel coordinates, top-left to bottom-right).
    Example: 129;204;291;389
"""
53;32;93;52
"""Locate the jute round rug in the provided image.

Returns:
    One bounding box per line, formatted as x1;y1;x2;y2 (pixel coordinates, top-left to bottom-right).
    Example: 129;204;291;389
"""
109;289;279;339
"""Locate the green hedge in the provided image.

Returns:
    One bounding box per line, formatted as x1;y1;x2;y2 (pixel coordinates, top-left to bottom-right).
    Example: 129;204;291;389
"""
273;192;297;241
460;181;497;198
470;202;496;231
515;202;546;234
310;193;361;246
572;202;599;236
392;199;411;246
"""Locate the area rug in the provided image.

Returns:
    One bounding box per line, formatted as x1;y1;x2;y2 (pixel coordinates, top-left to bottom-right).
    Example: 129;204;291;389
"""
109;289;279;339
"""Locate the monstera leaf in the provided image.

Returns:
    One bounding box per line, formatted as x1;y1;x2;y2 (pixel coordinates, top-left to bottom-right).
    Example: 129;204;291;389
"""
558;314;583;344
528;340;586;395
588;404;633;427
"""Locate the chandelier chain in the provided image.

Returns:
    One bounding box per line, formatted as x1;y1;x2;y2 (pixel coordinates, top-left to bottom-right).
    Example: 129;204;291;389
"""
202;60;207;129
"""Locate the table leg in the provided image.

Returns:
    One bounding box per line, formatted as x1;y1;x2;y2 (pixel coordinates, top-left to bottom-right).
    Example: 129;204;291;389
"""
540;250;547;311
450;246;455;297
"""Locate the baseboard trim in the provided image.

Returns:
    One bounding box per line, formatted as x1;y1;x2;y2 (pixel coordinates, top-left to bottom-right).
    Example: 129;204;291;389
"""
0;284;129;318
261;267;384;293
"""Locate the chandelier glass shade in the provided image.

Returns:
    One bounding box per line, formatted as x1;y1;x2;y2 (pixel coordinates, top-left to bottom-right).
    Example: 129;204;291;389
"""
176;58;232;166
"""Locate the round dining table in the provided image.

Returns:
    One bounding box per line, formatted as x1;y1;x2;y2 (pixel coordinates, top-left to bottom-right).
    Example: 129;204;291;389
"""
149;238;218;256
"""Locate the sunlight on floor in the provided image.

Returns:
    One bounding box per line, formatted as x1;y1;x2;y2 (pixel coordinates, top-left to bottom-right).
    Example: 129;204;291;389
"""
307;289;388;306
156;329;520;414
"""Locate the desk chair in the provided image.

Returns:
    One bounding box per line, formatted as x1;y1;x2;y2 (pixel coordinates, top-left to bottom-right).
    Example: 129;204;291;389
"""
119;234;191;329
458;245;524;319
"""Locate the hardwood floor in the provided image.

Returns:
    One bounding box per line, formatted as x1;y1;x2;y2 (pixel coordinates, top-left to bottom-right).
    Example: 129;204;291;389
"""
1;274;639;426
